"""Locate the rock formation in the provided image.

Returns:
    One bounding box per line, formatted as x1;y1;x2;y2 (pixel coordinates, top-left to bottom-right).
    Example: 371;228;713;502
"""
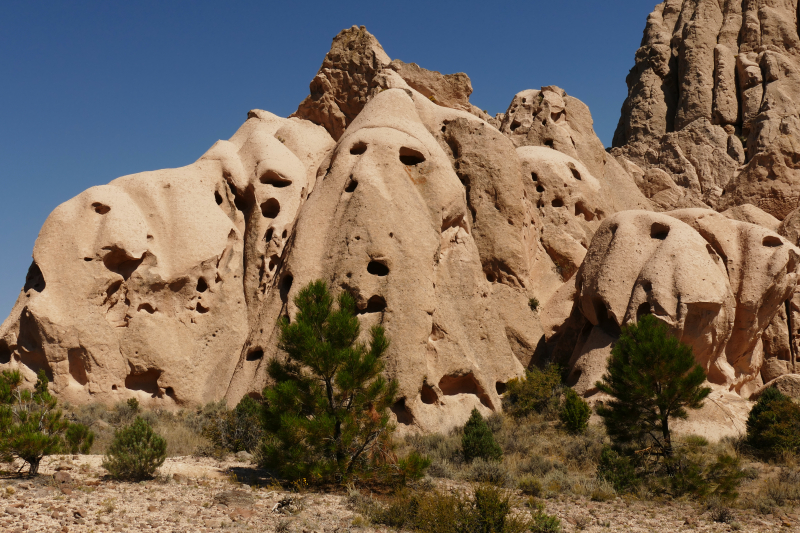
4;17;800;436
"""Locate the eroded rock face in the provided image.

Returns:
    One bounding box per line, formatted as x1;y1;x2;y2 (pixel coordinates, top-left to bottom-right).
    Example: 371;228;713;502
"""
0;112;334;406
612;0;800;219
545;209;799;400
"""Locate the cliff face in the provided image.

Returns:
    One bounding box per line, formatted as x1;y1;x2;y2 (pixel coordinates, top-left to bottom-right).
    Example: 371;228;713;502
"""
612;0;800;219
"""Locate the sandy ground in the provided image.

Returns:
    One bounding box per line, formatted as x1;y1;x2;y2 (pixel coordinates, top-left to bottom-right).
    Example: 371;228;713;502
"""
0;455;797;532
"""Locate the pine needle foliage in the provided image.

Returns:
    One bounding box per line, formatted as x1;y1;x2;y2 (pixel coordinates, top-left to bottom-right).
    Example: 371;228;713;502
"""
261;280;402;484
0;369;94;475
102;417;167;480
595;314;711;457
745;387;800;457
503;365;562;419
559;389;590;434
462;408;503;463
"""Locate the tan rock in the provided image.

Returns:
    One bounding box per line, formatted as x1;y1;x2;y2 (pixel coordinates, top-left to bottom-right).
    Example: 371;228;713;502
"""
722;203;781;232
750;374;800;401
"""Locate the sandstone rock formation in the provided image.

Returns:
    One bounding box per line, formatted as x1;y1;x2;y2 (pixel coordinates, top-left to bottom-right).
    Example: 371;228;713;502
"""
611;0;800;219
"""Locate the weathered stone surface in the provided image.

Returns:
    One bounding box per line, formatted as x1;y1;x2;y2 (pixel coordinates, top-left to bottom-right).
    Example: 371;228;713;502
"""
613;0;800;219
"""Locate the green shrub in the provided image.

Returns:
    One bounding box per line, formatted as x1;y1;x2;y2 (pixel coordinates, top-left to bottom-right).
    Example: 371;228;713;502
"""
559;389;590;434
596;446;637;493
462;408;502;463
464;457;510;485
504;365;562;419
0;369;94;474
658;452;745;501
126;398;140;413
102;417;167;480
746;387;800;458
518;475;543;496
529;501;562;533
529;298;540;312
203;395;263;454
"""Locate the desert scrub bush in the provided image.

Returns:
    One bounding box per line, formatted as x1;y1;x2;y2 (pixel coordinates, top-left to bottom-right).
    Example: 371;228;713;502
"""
367;485;535;533
462;457;511;485
463;408;503;463
0;369;94;474
559;389;590;434
529;500;562;533
261;280;427;484
746;387;800;458
596;446;637;493
503;365;562;419
518;475;543;496
202;395;263;454
102;417;167;480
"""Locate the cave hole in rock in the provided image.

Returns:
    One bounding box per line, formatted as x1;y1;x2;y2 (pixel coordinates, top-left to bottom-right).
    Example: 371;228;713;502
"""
531;172;539;182
438;373;493;409
345;179;358;193
763;235;783;247
642;281;653;293
544;140;554;149
637;303;651;320
102;250;144;280
196;302;210;314
536;185;545;193
0;342;11;365
92;202;111;215
282;230;287;239
138;303;156;314
125;367;162;398
280;273;294;303
20;351;53;381
265;228;274;242
367;261;390;276
112;385;118;391
551;198;564;208
391;398;414;425
650;222;670;240
510;121;521;132
228;182;249;212
196;277;208;293
486;271;496;283
215;191;223;205
24;262;45;293
350;141;367;155
260;170;292;187
574;201;594;221
68;348;89;386
421;383;438;404
261;198;281;219
268;255;279;272
165;387;176;400
569;166;582;180
84;257;92;262
399;147;426;166
246;349;264;362
495;382;508;395
360;295;387;314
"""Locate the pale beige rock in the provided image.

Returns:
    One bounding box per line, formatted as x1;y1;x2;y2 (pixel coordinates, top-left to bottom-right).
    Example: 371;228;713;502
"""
721;203;781;232
750;374;800;401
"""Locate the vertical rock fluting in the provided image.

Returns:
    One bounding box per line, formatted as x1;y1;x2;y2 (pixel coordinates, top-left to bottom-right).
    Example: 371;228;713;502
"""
612;0;800;220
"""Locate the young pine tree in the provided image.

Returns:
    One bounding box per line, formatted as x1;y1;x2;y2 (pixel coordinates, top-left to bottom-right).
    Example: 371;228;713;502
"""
102;417;167;480
595;314;711;458
462;408;502;463
261;280;404;483
745;387;800;457
0;369;94;475
560;388;591;434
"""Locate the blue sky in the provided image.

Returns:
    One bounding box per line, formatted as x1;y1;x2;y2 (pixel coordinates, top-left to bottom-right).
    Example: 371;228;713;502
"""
0;0;656;315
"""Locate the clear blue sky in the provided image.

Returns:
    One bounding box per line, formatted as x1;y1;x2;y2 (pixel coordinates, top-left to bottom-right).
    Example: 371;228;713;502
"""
0;0;656;316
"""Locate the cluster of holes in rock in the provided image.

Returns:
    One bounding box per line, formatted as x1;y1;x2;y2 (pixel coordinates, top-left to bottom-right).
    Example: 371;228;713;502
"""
92;202;110;215
399;147;425;166
261;198;281;219
438;373;493;409
367;261;389;276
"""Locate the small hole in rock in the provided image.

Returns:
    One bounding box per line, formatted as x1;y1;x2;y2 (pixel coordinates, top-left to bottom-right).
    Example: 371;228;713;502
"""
496;382;508;395
763;235;783;247
637;302;651;319
261;198;281;218
391;398;414;425
570;167;582;180
421;383;438;404
246;349;264;361
399;147;426;166
280;274;294;303
260;170;292;187
545;140;554;149
215;191;223;205
551;198;564;208
197;278;208;293
650;222;670;240
92;202;110;215
510;121;521;132
536;185;544;193
196;303;210;314
282;230;287;239
165;387;176;399
138;302;156;314
367;261;390;276
111;385;118;391
350;142;367;155
265;228;274;242
84;257;93;262
362;295;387;314
345;179;358;193
531;172;539;182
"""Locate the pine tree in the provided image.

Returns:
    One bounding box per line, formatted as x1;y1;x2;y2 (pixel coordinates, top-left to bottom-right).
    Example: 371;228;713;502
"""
102;417;167;480
0;369;94;475
462;408;502;463
595;314;711;458
260;280;404;483
745;387;800;457
560;388;591;433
